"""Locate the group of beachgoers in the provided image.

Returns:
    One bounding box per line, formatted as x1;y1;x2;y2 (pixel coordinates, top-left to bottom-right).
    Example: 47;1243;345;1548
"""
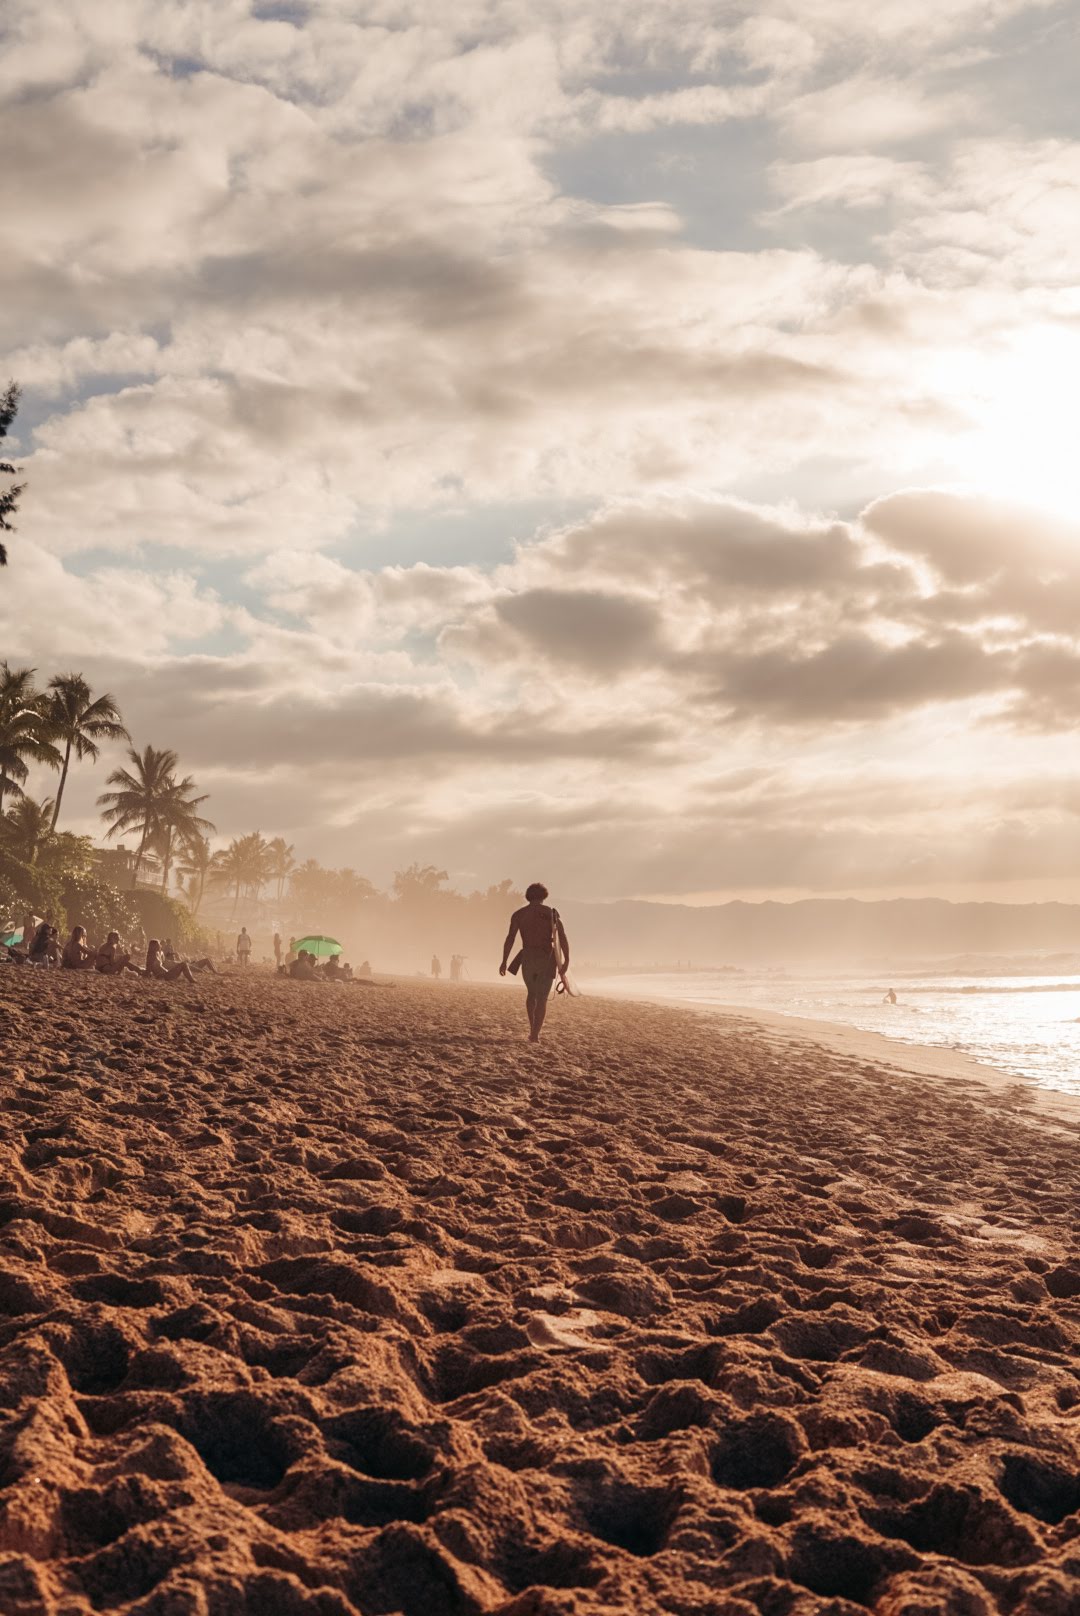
282;949;374;983
3;914;378;988
5;881;568;1040
3;918;216;982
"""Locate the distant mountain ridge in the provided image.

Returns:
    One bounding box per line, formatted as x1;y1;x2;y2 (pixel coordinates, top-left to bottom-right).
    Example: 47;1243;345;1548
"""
563;897;1080;968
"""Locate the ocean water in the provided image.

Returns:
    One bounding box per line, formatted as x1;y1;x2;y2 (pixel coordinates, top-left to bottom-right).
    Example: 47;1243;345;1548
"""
584;970;1080;1096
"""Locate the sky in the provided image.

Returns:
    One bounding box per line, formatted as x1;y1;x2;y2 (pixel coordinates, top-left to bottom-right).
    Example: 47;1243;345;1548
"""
4;0;1080;904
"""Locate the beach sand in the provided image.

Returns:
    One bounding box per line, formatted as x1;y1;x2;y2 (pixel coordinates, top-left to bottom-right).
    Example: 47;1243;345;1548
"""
1;971;1079;1616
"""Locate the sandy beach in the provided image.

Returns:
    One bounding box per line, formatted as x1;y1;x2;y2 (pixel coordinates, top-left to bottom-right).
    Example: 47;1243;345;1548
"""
2;971;1079;1616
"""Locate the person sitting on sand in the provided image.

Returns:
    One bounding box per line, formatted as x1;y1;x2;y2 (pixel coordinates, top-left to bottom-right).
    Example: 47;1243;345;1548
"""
289;950;316;980
96;932;141;975
144;939;196;983
62;926;95;970
499;882;569;1043
28;922;58;966
358;959;371;978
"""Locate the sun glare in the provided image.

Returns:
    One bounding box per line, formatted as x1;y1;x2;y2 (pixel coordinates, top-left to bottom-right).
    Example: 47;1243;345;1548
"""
944;325;1080;519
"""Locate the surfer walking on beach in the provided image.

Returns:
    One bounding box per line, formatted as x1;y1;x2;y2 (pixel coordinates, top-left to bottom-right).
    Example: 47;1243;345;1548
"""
500;882;569;1043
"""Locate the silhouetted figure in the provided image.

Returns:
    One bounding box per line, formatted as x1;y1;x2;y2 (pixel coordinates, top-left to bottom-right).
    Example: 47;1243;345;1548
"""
431;954;442;979
449;954;462;982
236;926;252;968
884;988;897;1005
500;882;569;1043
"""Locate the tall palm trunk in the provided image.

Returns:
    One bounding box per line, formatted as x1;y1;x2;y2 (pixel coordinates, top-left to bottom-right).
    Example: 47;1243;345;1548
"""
160;827;174;894
232;878;242;916
131;824;151;888
50;739;73;831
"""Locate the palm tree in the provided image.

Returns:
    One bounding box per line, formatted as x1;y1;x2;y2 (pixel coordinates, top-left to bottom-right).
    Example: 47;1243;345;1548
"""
1;794;55;864
210;839;249;915
210;832;273;914
97;744;212;889
0;663;60;813
151;776;214;895
267;836;295;901
98;744;177;886
243;832;274;902
46;673;128;831
178;834;214;918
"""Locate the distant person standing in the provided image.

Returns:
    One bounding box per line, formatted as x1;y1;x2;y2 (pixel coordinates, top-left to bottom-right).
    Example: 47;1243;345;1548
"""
237;926;252;969
884;987;897;1004
449;954;461;982
273;932;283;969
431;954;442;979
500;882;569;1043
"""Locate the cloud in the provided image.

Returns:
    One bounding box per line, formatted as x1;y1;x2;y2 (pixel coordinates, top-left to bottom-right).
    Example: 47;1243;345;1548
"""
6;0;1080;902
780;77;977;151
0;542;227;658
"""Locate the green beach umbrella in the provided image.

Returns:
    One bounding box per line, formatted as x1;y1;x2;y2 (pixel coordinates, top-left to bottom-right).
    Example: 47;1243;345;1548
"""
293;934;343;957
1;928;22;948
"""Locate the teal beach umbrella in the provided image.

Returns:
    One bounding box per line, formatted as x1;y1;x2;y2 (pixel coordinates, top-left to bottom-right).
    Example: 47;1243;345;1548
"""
293;934;343;957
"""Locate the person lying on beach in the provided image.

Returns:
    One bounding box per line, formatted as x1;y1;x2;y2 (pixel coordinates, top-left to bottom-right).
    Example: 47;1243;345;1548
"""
164;938;217;974
499;882;569;1043
345;966;386;986
144;939;196;983
95;933;142;975
62;926;96;970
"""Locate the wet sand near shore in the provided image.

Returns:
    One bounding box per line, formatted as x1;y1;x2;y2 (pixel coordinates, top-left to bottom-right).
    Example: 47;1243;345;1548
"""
2;970;1080;1616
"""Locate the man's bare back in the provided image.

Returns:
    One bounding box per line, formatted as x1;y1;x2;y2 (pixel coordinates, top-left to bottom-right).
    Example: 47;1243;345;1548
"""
513;903;556;949
499;885;570;1042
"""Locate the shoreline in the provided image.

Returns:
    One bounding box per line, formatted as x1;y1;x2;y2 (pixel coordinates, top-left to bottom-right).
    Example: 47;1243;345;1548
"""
579;974;1080;1136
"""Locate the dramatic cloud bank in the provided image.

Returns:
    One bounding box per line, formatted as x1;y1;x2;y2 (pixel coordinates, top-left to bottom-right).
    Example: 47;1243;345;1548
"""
3;0;1079;898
